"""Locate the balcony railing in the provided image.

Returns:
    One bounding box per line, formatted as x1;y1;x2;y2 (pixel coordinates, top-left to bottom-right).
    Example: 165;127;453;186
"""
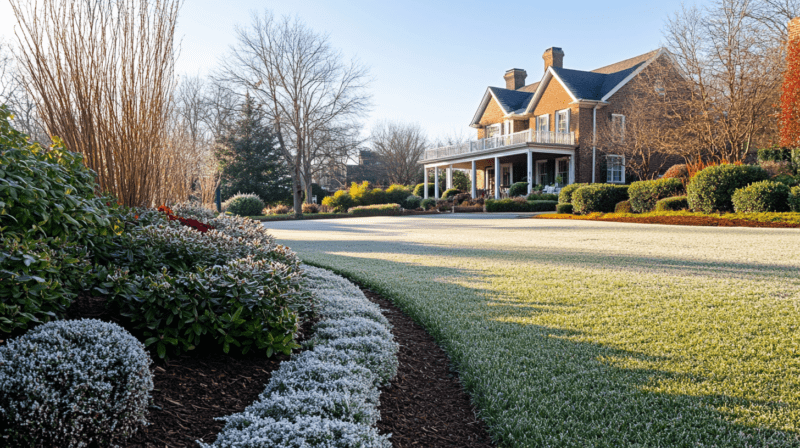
421;129;575;161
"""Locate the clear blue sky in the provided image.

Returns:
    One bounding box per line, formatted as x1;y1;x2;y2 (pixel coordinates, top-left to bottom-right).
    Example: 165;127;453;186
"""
1;0;703;141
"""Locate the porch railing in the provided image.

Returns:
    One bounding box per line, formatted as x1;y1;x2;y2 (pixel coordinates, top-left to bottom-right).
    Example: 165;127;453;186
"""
421;129;575;161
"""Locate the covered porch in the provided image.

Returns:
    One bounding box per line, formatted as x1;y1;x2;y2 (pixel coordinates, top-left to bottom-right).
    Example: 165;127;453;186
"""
422;147;576;200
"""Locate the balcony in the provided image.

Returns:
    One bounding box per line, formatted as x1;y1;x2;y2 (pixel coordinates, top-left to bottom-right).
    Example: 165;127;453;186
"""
420;129;575;162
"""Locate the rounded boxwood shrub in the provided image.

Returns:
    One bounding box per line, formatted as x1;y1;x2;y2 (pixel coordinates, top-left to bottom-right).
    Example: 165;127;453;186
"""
322;190;355;213
412;183;441;198
508;182;529;197
628;178;684;213
686;164;769;213
773;174;799;187
223;193;265;216
654;195;688;211
367;188;387;206
441;188;461;200
420;198;436;210
404;195;422;210
572;184;629;214
614;200;633;213
558;183;587;204
791;186;800;212
0;319;153;447
731;180;791;213
556;203;573;214
385;184;411;204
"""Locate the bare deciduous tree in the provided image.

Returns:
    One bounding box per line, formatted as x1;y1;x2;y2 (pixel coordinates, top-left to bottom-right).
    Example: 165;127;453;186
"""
369;121;427;185
223;11;370;214
10;0;183;206
664;0;783;164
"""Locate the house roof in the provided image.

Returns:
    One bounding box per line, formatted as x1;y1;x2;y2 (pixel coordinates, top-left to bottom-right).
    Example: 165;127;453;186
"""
470;48;665;126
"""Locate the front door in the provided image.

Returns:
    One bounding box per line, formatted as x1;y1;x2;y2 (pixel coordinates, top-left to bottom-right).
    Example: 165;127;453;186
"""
486;168;495;193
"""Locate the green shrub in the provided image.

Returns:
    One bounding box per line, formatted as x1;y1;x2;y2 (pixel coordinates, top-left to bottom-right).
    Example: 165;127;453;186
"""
441;188;460;200
614;200;633;213
757;145;792;163
404;195;422;210
386;184;411;204
223;193;265;216
508;182;529;197
348;204;402;216
420;198;436;210
572;184;629;214
527;193;559;201
368;188;387;206
654;196;689;212
556;203;573;214
732;181;790;213
773;174;799;186
321;190;354;213
687;164;769;213
485;199;557;212
413;183;440;198
348;181;372;206
790;186;800;212
558;183;587;204
628;178;684;213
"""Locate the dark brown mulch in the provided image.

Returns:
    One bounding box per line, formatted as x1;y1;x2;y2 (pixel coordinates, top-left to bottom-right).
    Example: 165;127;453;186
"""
358;287;495;448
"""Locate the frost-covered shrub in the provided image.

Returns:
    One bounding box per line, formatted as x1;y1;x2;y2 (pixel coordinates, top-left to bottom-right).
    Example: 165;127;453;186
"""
0;319;152;448
172;201;217;221
205;265;397;448
404;194;422;210
202;415;391;448
223;193;265;216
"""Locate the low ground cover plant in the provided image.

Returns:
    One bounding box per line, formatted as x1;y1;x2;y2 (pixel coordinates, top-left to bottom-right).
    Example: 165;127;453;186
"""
539;210;800;227
572;184;629;214
0;319;153;447
204;265;397;448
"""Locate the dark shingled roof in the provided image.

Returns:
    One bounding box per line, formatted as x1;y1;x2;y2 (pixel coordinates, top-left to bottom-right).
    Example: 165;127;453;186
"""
592;49;660;74
488;87;534;113
550;60;646;100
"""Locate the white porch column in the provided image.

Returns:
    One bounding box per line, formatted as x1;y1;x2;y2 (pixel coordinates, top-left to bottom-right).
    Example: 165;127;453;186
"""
527;150;533;195
494;156;500;199
471;160;477;198
423;167;429;199
568;152;576;184
434;167;440;199
446;166;453;189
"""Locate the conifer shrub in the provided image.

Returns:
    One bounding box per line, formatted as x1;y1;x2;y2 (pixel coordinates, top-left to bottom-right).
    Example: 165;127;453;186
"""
223;193;265;216
404;195;422;210
441;188;460;200
385;184;411;204
420;198;436;210
687;164;769;212
614;200;633;213
732;181;791;213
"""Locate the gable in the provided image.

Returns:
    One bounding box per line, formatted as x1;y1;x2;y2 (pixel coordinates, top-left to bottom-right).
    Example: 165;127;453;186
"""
479;96;506;126
533;78;573;117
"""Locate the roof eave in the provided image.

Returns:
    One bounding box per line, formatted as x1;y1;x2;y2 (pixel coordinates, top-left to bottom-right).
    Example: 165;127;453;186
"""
599;48;665;102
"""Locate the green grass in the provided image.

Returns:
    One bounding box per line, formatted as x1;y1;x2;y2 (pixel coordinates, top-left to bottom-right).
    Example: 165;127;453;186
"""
267;216;800;447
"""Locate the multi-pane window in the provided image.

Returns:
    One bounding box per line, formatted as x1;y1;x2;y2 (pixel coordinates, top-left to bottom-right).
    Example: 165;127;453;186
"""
536;160;548;185
486;124;500;138
607;155;625;183
556;109;569;134
556;158;569;185
611;114;625;142
536;115;549;132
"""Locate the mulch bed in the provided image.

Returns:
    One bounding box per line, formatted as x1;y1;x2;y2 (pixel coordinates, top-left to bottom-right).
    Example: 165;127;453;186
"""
536;213;800;228
358;286;495;448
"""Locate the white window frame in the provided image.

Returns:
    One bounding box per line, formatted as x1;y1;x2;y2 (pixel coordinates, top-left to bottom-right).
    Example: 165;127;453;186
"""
555;109;570;134
536;114;549;133
654;79;665;97
536;159;548;186
555;157;569;186
486;123;501;138
606;154;625;184
611;114;625;143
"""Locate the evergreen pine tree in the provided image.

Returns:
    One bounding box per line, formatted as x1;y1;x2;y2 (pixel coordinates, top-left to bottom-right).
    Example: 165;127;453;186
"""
215;95;292;204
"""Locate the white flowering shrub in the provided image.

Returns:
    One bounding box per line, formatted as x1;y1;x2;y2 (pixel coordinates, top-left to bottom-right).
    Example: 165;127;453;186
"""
203;265;397;448
0;319;153;448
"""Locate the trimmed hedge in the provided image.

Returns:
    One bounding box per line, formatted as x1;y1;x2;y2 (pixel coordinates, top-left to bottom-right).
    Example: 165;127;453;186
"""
792;186;800;212
348;204;402;216
687;164;769;213
527;192;559;201
556;203;573;214
732;181;790;213
572;184;629;214
654;196;689;212
628;178;684;213
558;183;588;204
485;199;557;212
508;182;529;197
615;200;633;213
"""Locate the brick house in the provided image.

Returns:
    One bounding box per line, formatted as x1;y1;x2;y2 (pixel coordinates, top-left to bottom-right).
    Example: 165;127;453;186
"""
419;47;678;199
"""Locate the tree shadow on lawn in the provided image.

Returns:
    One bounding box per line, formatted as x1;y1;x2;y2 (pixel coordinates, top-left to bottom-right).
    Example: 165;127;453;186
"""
295;251;800;447
278;237;799;281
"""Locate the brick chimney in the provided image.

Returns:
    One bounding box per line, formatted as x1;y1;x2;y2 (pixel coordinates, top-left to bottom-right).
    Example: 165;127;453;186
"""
543;47;564;71
504;68;527;90
790;17;800;42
